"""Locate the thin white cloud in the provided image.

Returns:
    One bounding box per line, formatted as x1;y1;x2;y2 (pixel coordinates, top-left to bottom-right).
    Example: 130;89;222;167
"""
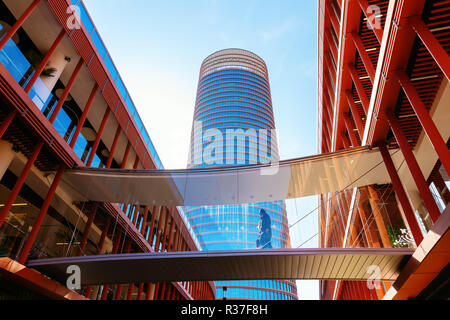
260;18;297;42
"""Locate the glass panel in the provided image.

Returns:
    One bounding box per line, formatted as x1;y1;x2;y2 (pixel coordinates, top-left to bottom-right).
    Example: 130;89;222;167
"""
104;54;118;81
115;77;127;100
53;109;73;140
134;115;144;131
72;134;89;161
125;96;136;116
142;130;151;146
0;185;40;260
77;3;95;35
0;38;31;83
91;30;106;59
91;154;102;168
28;77;53;110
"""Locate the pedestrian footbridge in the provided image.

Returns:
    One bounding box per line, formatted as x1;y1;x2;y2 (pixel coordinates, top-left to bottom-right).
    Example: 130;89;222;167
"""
27;248;413;286
59;146;404;206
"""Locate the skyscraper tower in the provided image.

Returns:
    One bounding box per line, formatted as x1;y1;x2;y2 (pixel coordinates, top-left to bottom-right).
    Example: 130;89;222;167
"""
186;49;298;300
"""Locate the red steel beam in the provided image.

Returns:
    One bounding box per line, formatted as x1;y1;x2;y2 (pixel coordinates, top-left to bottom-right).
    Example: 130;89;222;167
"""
49;59;84;124
343;113;359;147
350;32;376;82
396;70;450;175
140;206;150;236
0;140;44;227
345;90;365;140
385;109;441;222
17;166;65;264
84;216;112;298
120;143;131;169
0;109;17;139
69;84;99;148
85;108;110;167
357;0;383;44
0;0;42;50
408;16;450;81
137;283;144;300
24;29;66;93
378;143;424;245
327;2;341;39
348;63;370;114
114;239;132;300
77;204;98;256
106;126;121;168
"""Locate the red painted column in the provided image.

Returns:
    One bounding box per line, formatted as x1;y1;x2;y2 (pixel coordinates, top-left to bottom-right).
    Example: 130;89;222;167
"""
0;110;17;139
126;282;135;300
148;206;158;244
396;71;450;175
121;143;131;169
69;84;99;148
167;217;176;252
171;284;177;300
378;143;424;245
137;283;144;300
160;210;170;252
358;0;383;43
140;206;149;236
159;282;166;300
153;283;160;300
0;140;44;227
145;283;154;300
386;109;441;222
345;90;365;137
348;63;370;114
165;284;172;300
343;113;359;147
132;206;139;225
106;126;121;168
350;32;376;82
84;216;111;298
49;59;84;124
173;229;180;251
24;29;66;93
115;239;132;300
101;231;122;300
0;0;42;50
409;16;450;81
86;108;110;167
77;204;98;256
340;131;351;150
17;166;65;264
325;3;340;37
154;208;165;251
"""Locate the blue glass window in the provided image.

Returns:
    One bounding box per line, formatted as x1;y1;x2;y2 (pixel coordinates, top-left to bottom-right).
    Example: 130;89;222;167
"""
134;115;144;131
72;134;89;160
115;77;127;100
53;109;73;140
104;54;118;81
125;96;136;116
77;3;95;35
91;30;107;59
143;130;151;146
0;39;31;83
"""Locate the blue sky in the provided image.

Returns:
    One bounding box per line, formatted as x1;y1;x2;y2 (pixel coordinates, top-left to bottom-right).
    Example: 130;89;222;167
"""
83;0;320;299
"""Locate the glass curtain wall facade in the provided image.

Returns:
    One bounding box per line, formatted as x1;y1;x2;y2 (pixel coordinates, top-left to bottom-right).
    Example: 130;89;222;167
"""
0;0;214;300
186;49;297;300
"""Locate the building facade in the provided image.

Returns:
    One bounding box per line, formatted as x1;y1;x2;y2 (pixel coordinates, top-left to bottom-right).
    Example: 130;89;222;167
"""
317;0;449;300
0;0;214;300
185;49;298;300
